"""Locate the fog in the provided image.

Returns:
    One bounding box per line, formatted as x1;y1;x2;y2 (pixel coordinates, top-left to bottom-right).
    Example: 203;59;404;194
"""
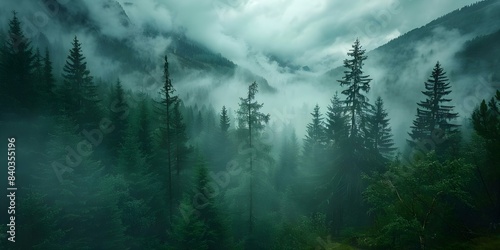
0;0;489;145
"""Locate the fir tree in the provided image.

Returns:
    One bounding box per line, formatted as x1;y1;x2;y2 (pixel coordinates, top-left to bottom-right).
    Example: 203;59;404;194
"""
220;105;230;134
172;100;190;175
61;36;101;125
109;79;128;160
365;97;395;158
325;92;349;148
157;55;178;225
408;62;460;155
42;48;56;113
236;81;270;243
337;39;372;148
0;12;36;114
303;104;327;166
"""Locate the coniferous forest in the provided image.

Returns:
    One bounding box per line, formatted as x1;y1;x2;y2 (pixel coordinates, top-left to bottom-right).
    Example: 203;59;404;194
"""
1;1;500;249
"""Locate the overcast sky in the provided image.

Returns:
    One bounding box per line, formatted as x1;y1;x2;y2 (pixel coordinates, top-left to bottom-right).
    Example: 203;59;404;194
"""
0;0;485;146
0;0;480;72
115;0;479;71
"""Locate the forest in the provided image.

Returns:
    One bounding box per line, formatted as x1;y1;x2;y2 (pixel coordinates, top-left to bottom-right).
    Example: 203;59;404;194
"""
0;7;500;250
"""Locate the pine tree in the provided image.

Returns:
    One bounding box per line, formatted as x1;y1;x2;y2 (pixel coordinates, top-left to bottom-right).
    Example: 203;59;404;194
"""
32;49;44;112
171;161;232;250
325;92;349;148
220;106;230;134
214;105;234;172
471;90;500;221
172;100;190;175
42;48;56;113
157;55;178;225
236;81;270;243
337;39;372;148
61;36;102;125
0;12;36;114
303;104;327;165
109;79;128;160
408;62;460;155
365;97;395;158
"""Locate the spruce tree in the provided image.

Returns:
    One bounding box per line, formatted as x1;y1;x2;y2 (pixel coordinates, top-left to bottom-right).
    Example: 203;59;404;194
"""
325;92;349;148
337;39;372;148
0;12;36;114
366;97;395;158
214;105;233;172
303;104;326;165
236;81;270;244
42;48;56;113
61;36;101;125
408;62;459;154
157;55;178;225
172;100;190;175
220;105;230;134
109;79;128;160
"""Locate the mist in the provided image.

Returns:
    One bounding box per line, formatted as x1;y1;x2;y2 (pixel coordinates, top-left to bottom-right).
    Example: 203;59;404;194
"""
1;0;499;249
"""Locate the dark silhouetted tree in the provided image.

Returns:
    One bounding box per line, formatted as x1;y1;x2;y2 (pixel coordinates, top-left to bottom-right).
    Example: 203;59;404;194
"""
0;12;36;115
337;39;372;148
61;36;102;125
366;97;395;158
408;62;460;155
236;81;270;245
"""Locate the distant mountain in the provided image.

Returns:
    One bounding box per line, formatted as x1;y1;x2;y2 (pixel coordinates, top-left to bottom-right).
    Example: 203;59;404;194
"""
324;0;500;88
15;0;276;93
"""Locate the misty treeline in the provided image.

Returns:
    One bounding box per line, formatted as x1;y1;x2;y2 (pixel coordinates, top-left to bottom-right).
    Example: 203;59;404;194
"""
0;11;499;250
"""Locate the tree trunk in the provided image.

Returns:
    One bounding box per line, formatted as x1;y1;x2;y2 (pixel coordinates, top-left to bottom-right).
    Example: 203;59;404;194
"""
419;235;425;250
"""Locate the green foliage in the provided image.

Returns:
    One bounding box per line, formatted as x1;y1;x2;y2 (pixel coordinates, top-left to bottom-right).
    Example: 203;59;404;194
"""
60;36;102;125
0;12;36;115
365;97;395;159
271;213;332;250
108;79;129;160
363;152;474;249
408;62;460;155
337;39;372;144
171;162;233;250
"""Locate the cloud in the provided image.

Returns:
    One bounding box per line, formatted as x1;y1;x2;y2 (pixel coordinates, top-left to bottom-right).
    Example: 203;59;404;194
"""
0;0;484;146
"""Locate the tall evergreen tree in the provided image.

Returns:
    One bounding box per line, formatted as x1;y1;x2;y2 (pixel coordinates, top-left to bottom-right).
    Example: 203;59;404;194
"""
171;161;232;250
61;36;101;125
236;81;270;244
40;48;56;113
220;105;230;134
157;55;178;225
337;39;372;148
408;62;460;155
303;104;327;165
471;90;500;222
109;78;128;160
365;97;395;158
172;100;190;175
325;92;349;148
0;12;36;115
213;105;234;172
